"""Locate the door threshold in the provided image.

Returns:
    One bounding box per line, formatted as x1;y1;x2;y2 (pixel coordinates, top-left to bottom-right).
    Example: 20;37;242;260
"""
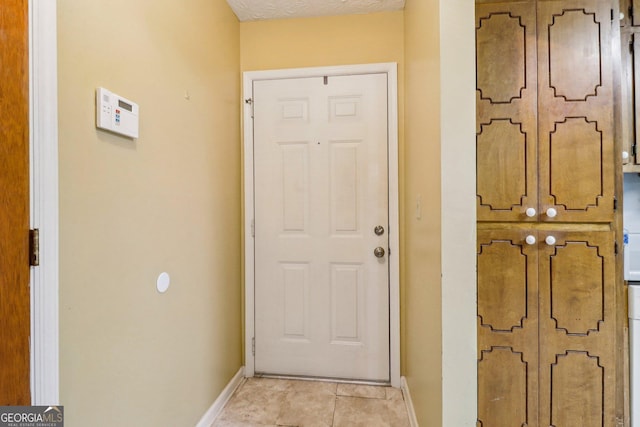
254;372;391;387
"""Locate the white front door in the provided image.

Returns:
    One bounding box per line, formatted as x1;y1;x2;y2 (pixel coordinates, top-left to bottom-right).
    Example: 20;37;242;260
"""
253;73;390;382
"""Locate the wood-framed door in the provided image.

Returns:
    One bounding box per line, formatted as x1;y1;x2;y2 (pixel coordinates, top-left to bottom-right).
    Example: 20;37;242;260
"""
243;63;401;387
0;0;31;405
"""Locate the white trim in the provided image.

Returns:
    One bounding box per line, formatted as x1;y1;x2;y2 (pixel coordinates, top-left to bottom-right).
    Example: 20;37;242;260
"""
29;0;60;405
401;376;419;427
195;367;245;427
242;63;401;387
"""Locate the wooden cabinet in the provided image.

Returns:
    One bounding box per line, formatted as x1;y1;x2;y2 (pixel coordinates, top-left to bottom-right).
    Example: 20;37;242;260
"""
477;0;615;223
476;1;623;425
538;230;617;427
478;228;617;426
621;0;640;171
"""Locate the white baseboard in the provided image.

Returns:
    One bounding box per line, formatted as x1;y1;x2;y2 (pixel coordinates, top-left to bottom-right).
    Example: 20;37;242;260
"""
195;366;245;427
401;376;419;427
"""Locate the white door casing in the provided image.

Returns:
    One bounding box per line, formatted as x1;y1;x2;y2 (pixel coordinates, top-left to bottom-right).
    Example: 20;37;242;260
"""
29;0;60;404
254;74;389;381
243;63;400;386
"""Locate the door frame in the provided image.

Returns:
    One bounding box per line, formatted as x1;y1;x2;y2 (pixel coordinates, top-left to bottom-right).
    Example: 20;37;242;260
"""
29;0;59;404
242;63;401;387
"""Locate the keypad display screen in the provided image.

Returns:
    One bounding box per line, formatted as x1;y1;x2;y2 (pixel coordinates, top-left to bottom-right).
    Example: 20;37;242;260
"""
118;99;133;112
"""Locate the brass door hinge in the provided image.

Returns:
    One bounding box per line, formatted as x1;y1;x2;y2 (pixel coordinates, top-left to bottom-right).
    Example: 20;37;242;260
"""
245;98;254;118
29;229;40;266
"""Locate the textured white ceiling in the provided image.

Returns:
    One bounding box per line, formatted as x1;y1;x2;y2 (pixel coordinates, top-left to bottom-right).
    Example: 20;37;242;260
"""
226;0;405;22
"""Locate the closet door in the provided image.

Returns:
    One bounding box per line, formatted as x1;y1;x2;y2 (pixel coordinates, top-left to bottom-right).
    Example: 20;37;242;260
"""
537;0;616;223
537;230;617;426
477;229;539;427
476;0;539;222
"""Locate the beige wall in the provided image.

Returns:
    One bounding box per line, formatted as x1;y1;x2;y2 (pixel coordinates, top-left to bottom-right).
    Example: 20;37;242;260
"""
56;3;477;425
403;0;444;424
240;11;405;71
57;1;241;426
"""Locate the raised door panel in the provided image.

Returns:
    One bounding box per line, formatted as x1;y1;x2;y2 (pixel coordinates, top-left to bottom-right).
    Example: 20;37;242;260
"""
476;1;539;222
538;230;617;427
477;229;538;427
478;347;532;427
537;1;615;223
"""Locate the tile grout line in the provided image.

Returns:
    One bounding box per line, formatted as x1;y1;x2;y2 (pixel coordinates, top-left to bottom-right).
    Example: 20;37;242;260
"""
336;394;390;400
331;390;337;427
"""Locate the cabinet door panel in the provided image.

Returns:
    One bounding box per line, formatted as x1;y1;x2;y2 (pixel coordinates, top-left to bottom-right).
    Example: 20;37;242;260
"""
634;0;640;26
538;1;615;223
477;1;538;222
538;230;617;427
476;11;527;103
477;120;530;214
548;117;607;211
478;347;531;427
549;351;606;427
477;229;538;427
633;34;640;166
546;8;603;102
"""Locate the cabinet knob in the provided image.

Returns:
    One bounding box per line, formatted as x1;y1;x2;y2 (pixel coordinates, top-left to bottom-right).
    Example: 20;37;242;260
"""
623;151;630;161
546;207;557;218
525;208;536;218
545;235;556;246
525;235;536;245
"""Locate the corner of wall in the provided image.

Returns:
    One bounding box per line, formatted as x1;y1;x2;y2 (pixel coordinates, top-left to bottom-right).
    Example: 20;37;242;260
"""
439;0;477;426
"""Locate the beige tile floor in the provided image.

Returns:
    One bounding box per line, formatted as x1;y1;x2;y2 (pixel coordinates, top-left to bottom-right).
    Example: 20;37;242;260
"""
212;377;411;427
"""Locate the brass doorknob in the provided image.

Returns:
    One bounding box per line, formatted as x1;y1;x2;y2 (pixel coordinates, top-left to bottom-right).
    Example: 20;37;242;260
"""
374;247;385;258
